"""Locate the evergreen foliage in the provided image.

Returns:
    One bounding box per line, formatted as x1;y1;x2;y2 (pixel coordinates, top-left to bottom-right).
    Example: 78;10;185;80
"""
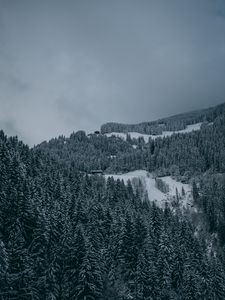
0;103;225;299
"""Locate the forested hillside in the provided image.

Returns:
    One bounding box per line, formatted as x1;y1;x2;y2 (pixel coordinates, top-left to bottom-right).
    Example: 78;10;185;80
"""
37;103;225;177
1;103;225;299
101;102;225;134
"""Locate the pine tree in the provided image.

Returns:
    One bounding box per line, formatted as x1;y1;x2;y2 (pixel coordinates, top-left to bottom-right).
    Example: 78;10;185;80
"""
76;240;103;299
157;225;174;299
210;257;225;300
118;214;136;283
29;210;50;299
64;225;86;299
192;181;199;203
6;220;33;299
0;239;8;299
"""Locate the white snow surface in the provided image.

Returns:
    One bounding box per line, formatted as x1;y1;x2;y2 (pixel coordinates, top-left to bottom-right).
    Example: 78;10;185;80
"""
105;123;202;143
104;170;193;209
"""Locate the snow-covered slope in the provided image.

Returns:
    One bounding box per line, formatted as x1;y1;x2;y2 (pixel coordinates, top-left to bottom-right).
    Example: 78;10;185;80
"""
105;170;193;209
105;123;202;143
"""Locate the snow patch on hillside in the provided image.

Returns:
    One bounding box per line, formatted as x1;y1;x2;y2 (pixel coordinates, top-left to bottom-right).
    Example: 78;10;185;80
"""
105;123;202;143
104;170;193;209
161;176;190;196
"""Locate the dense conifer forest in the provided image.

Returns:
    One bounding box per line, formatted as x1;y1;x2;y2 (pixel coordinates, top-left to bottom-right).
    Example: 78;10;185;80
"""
1;103;225;299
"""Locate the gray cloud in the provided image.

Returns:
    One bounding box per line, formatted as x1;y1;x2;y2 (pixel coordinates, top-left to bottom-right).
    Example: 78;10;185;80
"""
0;0;224;145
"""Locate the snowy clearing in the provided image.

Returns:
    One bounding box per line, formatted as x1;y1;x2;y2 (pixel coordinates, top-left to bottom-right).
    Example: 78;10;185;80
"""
104;170;193;209
105;123;202;143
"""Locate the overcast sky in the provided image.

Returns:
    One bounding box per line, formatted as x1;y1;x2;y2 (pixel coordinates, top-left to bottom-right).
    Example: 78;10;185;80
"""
0;0;224;145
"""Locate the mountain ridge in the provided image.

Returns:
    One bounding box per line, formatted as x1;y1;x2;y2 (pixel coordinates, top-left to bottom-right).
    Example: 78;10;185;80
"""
101;102;225;134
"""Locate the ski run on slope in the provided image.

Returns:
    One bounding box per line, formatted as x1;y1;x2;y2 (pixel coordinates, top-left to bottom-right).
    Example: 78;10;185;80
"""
105;170;193;209
105;122;203;143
